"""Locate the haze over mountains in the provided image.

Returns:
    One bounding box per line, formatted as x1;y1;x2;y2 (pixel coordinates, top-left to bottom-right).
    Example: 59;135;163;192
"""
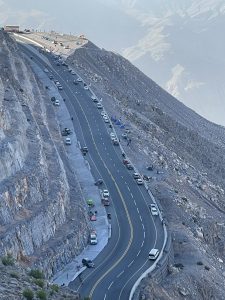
1;0;224;125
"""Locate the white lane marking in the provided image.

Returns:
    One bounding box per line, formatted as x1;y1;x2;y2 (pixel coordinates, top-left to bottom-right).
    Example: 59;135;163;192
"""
134;200;137;206
128;260;134;268
108;281;114;290
137;250;141;257
137;208;140;214
127;186;130;191
104;294;107;300
117;270;124;278
140;215;143;222
141;240;144;248
143;229;146;239
130;193;133;198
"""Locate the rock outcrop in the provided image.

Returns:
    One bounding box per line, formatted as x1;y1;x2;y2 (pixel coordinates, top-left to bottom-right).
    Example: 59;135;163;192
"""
0;31;89;279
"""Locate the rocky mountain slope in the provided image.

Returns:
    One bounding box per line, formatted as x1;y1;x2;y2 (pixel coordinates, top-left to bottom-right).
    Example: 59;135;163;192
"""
67;40;225;299
0;30;88;297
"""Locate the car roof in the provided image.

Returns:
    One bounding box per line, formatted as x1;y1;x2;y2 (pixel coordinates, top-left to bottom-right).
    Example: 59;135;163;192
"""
149;248;159;255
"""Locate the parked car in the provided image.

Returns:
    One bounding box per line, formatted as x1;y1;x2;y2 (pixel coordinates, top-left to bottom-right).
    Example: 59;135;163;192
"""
150;204;159;216
81;146;88;154
102;189;109;198
110;132;116;140
136;178;143;185
82;258;95;268
77;77;82;82
148;248;159;260
112;138;119;145
94;179;103;186
96;103;103;109
65;137;71;145
126;164;134;170
133;173;141;179
54;100;60;106
123;159;130;165
90;231;98;245
101;197;110;206
49;74;54;80
58;85;63;90
62;128;72;136
73;80;78;85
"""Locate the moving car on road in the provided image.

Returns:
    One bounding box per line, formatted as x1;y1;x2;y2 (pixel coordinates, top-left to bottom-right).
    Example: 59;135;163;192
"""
148;248;159;260
150;204;159;216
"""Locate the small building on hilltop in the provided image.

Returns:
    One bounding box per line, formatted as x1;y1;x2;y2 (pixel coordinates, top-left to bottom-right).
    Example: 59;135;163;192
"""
4;25;20;32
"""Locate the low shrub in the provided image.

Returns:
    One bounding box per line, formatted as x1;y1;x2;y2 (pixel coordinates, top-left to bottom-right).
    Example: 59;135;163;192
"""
36;290;47;300
34;279;45;288
29;269;44;279
2;254;14;266
50;284;59;292
10;271;19;279
23;288;34;300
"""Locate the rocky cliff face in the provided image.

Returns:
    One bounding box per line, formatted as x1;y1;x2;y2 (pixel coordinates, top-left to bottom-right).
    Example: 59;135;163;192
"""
0;31;89;280
67;41;225;299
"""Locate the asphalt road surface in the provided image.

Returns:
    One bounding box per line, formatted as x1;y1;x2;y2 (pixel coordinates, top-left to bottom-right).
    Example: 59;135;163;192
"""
18;38;165;300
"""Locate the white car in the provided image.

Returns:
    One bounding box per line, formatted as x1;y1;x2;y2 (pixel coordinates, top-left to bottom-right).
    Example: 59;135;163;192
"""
150;204;159;216
90;231;98;245
65;137;71;145
110;132;116;140
133;173;141;179
58;85;63;90
104;118;109;123
71;71;76;75
149;248;159;260
102;189;109;198
136;178;143;185
84;85;89;90
96;103;103;109
54;100;60;106
77;77;82;82
44;68;49;73
101;111;106;116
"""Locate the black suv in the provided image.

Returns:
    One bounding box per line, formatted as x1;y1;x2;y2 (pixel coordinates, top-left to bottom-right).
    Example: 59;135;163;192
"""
82;258;95;268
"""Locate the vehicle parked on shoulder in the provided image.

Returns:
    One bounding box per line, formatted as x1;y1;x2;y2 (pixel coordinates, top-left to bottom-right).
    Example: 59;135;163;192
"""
126;164;134;170
82;258;95;268
65;137;71;145
77;77;82;82
62;128;72;136
136;178;143;185
112;138;119;145
90;231;98;245
71;71;76;75
58;85;63;90
133;173;141;179
94;179;103;186
96;103;103;109
54;100;60;106
102;189;109;198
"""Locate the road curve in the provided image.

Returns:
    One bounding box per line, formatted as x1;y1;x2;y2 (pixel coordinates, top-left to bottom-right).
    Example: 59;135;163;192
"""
18;38;165;300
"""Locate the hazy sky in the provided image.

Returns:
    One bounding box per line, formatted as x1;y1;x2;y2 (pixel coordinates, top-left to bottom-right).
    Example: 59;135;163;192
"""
1;0;225;126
